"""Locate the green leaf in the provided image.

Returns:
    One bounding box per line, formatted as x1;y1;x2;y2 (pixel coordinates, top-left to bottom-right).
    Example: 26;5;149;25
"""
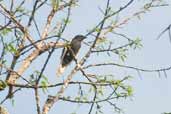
62;18;71;24
115;48;128;62
97;86;104;96
10;98;15;106
5;43;18;54
95;28;100;33
96;38;107;44
98;89;104;96
115;80;121;85
1;28;12;36
41;80;48;94
75;97;81;101
126;86;133;96
51;0;60;11
40;73;49;94
132;37;143;49
41;75;49;83
16;7;25;13
82;96;88;101
0;80;6;91
8;43;17;53
144;3;151;9
34;71;49;82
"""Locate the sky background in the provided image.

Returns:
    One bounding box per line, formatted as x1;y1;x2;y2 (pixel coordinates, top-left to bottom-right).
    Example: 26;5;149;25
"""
1;0;171;114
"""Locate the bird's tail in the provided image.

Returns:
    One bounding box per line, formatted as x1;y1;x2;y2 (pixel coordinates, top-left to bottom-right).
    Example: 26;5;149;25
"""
56;65;66;76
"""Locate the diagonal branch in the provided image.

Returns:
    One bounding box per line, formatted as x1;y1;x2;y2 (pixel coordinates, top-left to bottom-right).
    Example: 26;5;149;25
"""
6;42;65;85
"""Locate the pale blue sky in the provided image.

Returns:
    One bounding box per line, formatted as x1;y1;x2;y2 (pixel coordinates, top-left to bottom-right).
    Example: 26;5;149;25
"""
1;0;171;114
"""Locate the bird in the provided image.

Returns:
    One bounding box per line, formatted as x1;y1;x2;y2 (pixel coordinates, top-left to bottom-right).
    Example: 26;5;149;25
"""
57;35;86;75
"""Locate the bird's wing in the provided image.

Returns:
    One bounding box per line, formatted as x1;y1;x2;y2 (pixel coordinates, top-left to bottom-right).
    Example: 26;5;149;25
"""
60;46;68;64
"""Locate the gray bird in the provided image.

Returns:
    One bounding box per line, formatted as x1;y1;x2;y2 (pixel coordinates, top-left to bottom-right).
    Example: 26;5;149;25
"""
57;35;86;75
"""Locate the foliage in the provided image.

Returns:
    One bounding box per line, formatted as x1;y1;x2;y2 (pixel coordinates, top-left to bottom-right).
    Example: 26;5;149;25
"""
0;0;170;114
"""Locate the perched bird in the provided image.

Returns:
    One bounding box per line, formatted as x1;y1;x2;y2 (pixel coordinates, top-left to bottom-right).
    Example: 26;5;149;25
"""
57;35;86;75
